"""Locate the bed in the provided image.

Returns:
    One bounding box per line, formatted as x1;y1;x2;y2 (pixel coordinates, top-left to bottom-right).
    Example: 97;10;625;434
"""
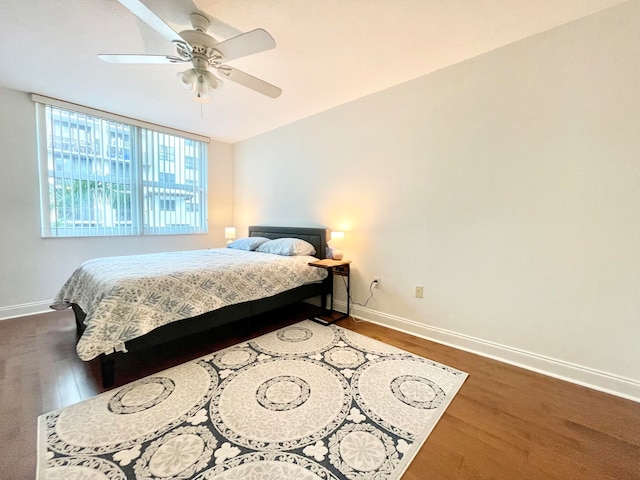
52;226;331;387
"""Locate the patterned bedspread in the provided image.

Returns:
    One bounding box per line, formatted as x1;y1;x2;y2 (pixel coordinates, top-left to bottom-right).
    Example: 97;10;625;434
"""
54;248;328;361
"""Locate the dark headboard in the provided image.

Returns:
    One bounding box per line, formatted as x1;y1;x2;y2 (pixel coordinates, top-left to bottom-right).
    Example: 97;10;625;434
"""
248;226;330;259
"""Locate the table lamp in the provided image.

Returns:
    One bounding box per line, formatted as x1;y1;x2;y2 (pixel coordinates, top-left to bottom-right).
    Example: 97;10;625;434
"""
224;227;236;245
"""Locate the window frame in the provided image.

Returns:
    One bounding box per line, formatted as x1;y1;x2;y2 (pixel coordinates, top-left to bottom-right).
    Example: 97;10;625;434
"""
34;95;209;238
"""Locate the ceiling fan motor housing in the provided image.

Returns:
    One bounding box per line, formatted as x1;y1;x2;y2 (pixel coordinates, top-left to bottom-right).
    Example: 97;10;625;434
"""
179;30;216;50
189;13;210;32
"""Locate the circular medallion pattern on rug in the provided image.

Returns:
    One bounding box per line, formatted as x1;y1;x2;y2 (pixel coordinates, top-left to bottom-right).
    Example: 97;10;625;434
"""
211;358;351;450
133;425;216;479
323;346;366;369
210;346;257;370
327;423;399;478
389;374;445;409
255;375;311;411
277;326;312;342
108;377;175;414
250;320;339;355
199;452;340;479
352;356;454;438
49;360;217;455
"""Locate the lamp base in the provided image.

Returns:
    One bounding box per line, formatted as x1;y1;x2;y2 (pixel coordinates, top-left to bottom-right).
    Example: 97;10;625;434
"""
332;249;343;260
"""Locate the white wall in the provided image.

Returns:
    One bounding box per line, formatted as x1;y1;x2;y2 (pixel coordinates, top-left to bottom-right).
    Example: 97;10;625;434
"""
233;2;640;398
0;87;234;317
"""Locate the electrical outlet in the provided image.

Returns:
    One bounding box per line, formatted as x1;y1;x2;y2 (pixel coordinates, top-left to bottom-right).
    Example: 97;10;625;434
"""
415;285;424;298
373;277;380;288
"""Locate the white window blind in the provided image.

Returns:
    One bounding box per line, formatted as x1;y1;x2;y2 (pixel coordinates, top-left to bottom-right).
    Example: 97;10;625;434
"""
35;96;208;237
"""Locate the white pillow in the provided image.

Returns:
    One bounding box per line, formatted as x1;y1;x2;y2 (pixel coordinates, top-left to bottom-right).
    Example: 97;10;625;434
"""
227;237;271;251
255;238;316;256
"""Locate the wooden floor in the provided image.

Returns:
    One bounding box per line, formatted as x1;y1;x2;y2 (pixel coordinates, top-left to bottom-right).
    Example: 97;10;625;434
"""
1;304;639;479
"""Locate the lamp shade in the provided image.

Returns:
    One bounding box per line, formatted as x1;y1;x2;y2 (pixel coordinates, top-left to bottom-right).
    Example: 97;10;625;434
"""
224;227;236;239
177;69;223;103
203;70;222;91
176;69;198;89
329;231;344;260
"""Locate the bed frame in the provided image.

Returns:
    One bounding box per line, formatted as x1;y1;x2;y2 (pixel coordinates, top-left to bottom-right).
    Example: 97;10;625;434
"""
64;226;331;387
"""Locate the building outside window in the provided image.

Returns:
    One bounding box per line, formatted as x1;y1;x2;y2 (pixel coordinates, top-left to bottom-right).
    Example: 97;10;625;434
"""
159;199;176;211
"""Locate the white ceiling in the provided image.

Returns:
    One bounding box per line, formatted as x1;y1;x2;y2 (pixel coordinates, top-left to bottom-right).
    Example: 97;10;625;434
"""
0;0;629;143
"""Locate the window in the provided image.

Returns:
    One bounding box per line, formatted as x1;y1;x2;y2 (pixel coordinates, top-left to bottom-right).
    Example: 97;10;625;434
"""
35;96;209;237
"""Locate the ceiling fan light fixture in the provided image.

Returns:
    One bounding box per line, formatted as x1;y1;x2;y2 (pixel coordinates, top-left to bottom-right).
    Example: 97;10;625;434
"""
177;68;198;89
203;70;223;91
177;68;221;103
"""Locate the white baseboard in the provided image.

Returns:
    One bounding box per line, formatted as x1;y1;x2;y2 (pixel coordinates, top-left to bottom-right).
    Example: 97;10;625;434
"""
335;300;640;403
0;300;53;321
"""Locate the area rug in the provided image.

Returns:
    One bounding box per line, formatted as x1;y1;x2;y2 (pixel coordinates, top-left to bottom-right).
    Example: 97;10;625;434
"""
37;320;467;479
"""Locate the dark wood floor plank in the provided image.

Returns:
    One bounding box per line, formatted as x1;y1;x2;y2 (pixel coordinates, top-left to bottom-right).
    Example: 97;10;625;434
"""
1;306;639;480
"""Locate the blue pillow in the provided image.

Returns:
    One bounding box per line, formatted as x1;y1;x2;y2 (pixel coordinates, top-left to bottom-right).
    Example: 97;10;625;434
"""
227;237;271;251
255;238;316;256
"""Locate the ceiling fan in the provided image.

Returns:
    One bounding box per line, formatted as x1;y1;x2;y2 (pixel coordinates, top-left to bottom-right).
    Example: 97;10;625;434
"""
99;0;282;102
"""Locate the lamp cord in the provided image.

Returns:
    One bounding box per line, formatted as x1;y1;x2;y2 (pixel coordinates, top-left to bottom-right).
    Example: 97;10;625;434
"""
337;277;376;323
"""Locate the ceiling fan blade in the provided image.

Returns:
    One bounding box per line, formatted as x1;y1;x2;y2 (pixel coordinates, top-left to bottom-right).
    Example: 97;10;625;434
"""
217;66;282;98
98;54;186;64
214;29;275;62
118;0;191;51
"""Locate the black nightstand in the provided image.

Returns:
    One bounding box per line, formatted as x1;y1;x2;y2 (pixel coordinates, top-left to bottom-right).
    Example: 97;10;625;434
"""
308;259;351;324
